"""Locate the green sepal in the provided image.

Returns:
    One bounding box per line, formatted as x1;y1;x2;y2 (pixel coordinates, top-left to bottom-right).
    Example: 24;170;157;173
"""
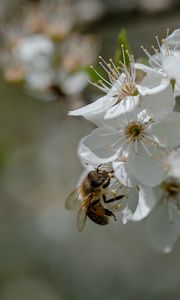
114;29;132;67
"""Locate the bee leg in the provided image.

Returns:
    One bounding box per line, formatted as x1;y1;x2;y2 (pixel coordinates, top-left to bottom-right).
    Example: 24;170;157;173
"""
102;178;111;189
104;209;117;221
102;194;126;204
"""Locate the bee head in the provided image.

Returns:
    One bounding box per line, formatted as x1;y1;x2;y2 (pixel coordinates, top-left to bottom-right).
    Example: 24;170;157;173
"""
88;168;113;188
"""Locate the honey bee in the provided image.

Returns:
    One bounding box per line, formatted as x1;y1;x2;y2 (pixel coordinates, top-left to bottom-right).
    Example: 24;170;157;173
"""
65;166;125;231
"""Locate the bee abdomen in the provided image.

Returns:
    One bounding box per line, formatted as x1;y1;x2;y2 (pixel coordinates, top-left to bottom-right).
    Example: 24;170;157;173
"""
87;207;109;225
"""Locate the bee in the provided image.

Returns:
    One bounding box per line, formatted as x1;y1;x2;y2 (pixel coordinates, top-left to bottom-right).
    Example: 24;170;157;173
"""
65;166;125;231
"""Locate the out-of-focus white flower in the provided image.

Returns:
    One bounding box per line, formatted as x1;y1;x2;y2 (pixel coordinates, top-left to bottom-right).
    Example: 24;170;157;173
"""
168;149;180;178
60;71;88;96
16;0;75;41
61;34;99;73
0;1;99;101
146;177;180;252
58;34;99;95
74;0;104;23
78;109;180;186
159;148;180;180
12;34;54;65
69;54;174;120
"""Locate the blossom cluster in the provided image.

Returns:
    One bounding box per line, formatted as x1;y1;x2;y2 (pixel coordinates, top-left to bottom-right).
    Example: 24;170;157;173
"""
69;29;180;253
0;0;99;102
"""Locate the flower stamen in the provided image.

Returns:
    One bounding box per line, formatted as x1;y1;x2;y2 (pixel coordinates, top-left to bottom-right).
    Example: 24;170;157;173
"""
125;121;145;142
89;53;139;107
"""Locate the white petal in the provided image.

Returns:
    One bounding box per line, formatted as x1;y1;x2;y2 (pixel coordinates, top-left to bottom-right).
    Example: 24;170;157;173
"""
135;63;156;74
68;96;115;125
105;96;139;119
168;148;180;178
127;143;166;186
81;127;124;161
146;202;180;252
69;96;106;116
137;69;169;96
166;29;180;45
163;53;180;80
140;84;175;116
174;80;180;98
113;161;137;187
78;140;116;165
121;187;139;224
151;112;180;148
148;53;162;70
132;185;156;221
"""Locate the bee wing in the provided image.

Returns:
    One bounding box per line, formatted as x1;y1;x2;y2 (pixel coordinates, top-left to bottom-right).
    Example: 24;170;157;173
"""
76;195;91;232
65;188;81;210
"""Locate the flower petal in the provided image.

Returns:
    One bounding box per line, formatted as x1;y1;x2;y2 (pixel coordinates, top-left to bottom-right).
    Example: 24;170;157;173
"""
105;96;139;119
68;96;108;120
121;187;139;224
146;202;180;252
113;161;137;187
132;185;156;221
151;112;180;148
78;139;116;165
174;80;180;98
168;148;180;178
81;127;124;161
136;65;169;95
166;29;180;45
127;143;166;186
140;83;175;116
163;53;180;80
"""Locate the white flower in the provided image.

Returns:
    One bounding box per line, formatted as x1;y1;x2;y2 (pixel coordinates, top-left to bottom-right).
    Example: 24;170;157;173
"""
10;34;56;93
142;29;180;97
146;177;180;252
78;109;180;186
61;34;99;73
69;54;174;121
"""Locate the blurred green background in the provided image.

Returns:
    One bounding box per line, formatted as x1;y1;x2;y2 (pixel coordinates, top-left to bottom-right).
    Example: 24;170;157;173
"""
0;0;180;299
